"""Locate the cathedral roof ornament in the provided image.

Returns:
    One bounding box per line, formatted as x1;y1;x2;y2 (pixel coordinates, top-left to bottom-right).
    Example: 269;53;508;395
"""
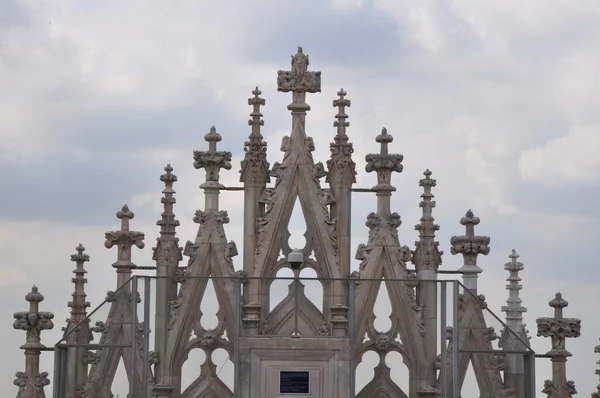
327;89;356;186
450;210;490;290
13;286;54;398
157;164;180;234
68;244;91;317
277;46;321;112
537;293;581;397
240;87;270;185
365;128;404;195
501;250;527;325
194;126;232;211
104;205;145;277
412;169;442;271
153;164;182;264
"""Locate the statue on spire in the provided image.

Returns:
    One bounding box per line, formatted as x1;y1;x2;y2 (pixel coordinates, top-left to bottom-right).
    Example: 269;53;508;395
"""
277;47;321;112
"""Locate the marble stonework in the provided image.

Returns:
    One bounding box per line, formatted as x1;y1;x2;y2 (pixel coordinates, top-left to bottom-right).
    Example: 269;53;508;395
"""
12;47;597;398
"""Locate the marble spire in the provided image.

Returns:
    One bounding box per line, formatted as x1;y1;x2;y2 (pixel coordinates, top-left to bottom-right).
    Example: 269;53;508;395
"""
13;286;54;398
450;210;490;291
537;293;581;398
412;169;442;272
327;88;356;187
240;87;270;185
501;250;527;328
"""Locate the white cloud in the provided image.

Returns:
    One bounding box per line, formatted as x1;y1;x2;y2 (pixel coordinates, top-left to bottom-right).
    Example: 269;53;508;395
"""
519;125;600;186
330;0;364;11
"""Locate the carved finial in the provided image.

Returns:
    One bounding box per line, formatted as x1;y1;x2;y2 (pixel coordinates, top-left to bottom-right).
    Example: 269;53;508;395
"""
248;86;265;129
501;250;527;326
116;204;134;231
241;87;270;185
194;126;232;189
549;292;569;319
161;164;177;194
105;205;145;277
412;169;442;271
68;244;90;315
365;128;403;197
537;293;580;397
13;286;54;397
450;210;490;290
157;164;180;233
327;88;356;187
333;88;351;138
153;165;183;265
277;46;321;112
460;209;480;236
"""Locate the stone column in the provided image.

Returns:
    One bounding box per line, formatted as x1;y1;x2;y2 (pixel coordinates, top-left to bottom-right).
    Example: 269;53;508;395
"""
412;170;442;396
13;286;54;398
536;293;580;398
450;210;490;293
327;88;356;334
153;165;182;392
63;244;93;397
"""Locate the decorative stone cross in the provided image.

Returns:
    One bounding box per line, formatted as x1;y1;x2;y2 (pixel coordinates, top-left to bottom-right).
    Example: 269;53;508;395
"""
277;46;321;112
450;210;490;290
537;293;581;397
365;128;404;193
13;286;54;398
194;126;233;210
104;205;145;281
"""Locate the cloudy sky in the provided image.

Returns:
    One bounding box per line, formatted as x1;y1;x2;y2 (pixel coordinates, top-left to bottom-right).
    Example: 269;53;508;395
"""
2;0;600;395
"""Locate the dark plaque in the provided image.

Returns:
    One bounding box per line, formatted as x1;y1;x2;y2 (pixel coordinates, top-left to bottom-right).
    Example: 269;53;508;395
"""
279;371;310;394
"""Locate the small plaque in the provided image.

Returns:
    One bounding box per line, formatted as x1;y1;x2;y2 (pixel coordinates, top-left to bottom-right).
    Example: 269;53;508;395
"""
279;371;310;394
